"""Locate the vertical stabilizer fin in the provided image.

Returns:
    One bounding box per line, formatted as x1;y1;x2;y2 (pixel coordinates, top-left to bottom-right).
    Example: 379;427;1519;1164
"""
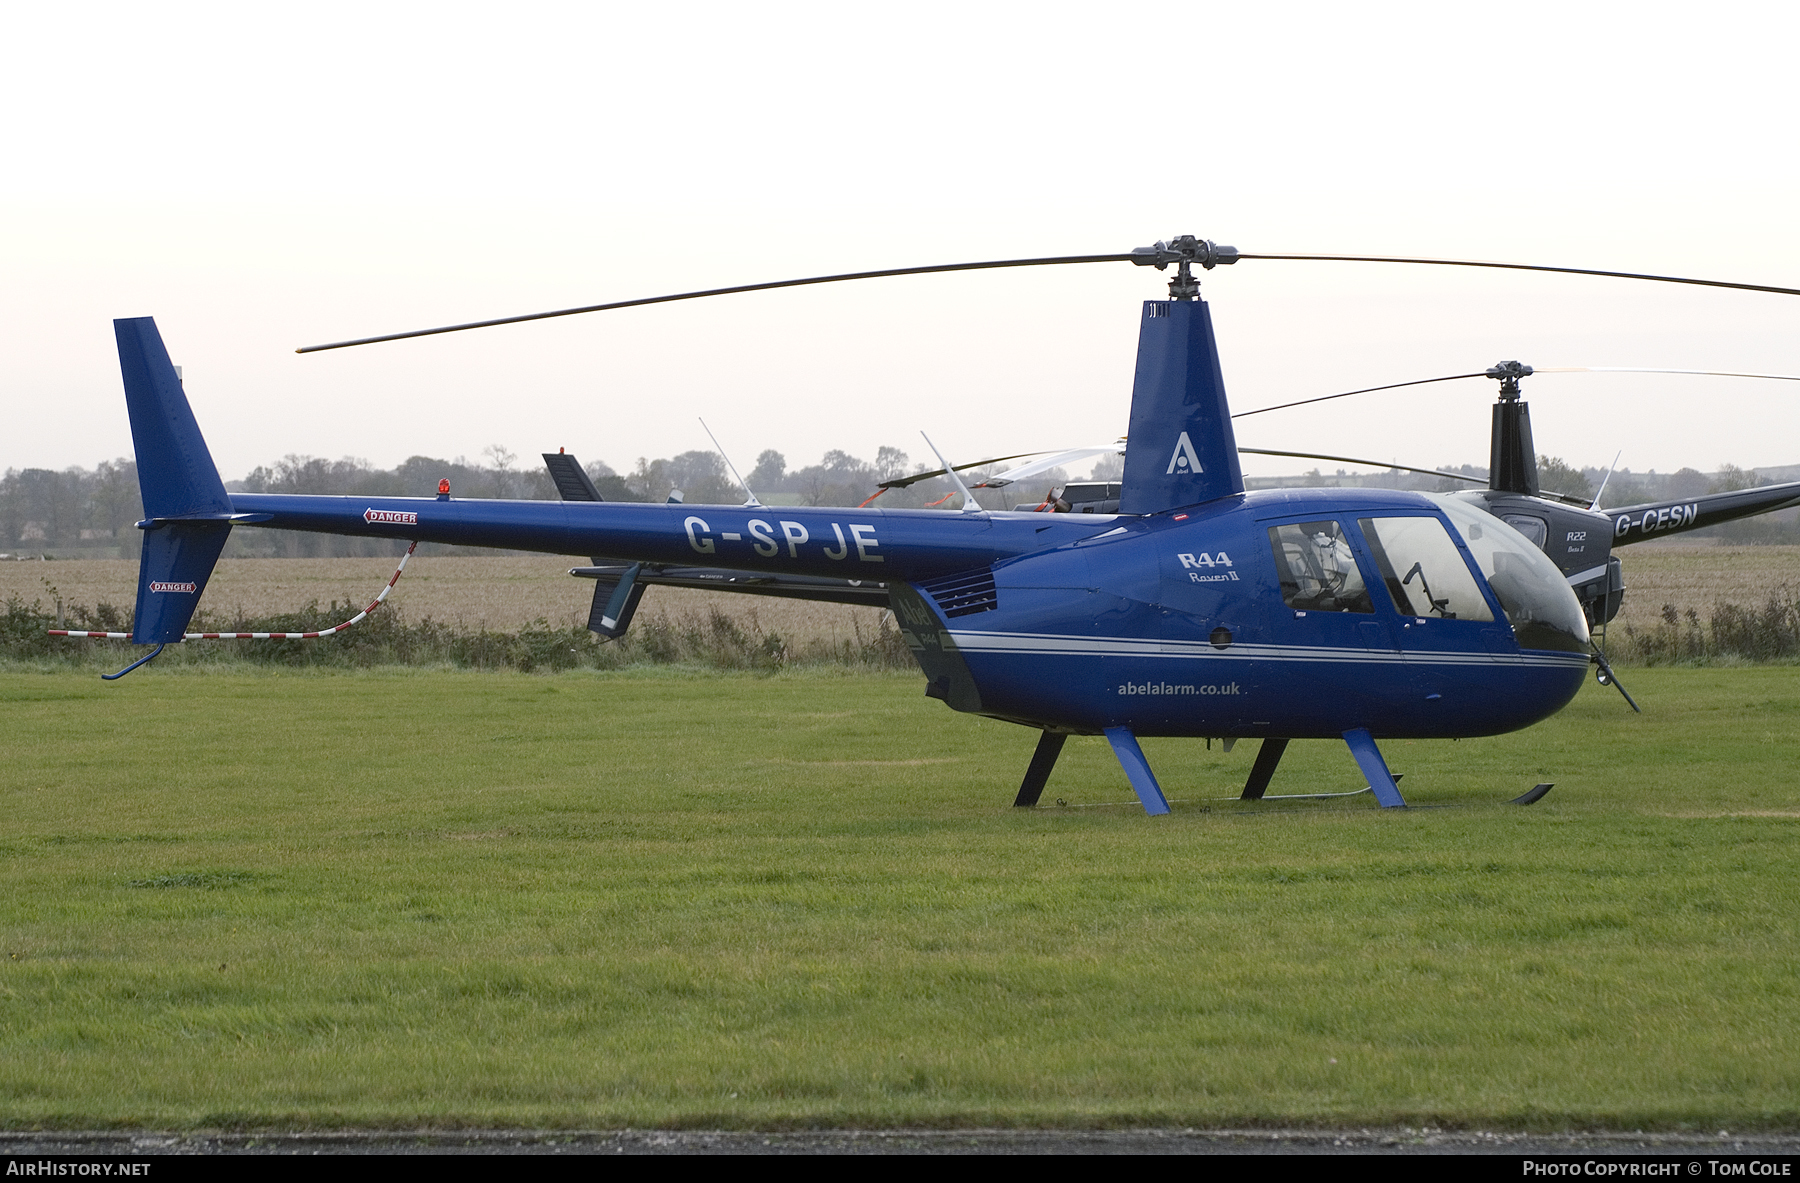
587;563;648;639
116;318;231;519
115;318;232;644
542;452;604;502
132;523;233;643
546;452;651;639
1118;299;1244;515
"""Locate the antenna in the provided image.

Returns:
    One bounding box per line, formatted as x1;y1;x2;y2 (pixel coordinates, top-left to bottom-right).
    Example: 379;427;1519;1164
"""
920;432;984;514
699;418;760;507
1590;450;1622;511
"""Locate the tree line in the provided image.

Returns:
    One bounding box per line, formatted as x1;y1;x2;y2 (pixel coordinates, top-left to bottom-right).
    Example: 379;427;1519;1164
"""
0;444;1063;558
3;447;1793;559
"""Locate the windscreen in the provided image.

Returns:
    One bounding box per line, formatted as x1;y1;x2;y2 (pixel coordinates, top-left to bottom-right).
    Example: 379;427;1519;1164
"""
1357;516;1493;622
1432;495;1590;653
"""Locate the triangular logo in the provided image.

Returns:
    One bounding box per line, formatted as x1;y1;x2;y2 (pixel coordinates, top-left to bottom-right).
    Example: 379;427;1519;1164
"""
1165;431;1204;475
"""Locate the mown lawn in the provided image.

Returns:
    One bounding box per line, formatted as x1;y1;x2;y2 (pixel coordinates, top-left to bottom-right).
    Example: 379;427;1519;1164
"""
1;665;1797;1129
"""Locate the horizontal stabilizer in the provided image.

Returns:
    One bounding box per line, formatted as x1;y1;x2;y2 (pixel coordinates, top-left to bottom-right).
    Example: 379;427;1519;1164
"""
570;564;890;608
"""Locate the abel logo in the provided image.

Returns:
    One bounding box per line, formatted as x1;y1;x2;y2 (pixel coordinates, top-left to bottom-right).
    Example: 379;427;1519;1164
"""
148;581;196;594
363;508;419;525
1165;431;1204;475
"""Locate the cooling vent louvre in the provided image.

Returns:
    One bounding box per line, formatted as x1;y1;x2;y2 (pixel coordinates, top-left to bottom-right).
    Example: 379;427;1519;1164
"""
919;569;998;617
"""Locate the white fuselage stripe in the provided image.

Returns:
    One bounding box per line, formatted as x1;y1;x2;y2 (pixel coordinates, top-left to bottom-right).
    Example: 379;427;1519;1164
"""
945;629;1589;668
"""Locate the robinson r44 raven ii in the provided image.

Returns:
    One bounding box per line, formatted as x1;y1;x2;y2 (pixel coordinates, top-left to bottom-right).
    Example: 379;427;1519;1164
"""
88;236;1800;814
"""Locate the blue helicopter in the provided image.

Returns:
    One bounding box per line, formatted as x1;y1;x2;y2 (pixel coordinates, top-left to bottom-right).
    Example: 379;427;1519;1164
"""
99;236;1800;814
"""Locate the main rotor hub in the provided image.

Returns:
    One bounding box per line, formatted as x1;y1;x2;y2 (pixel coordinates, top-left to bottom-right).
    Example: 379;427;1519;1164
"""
1486;359;1534;401
1131;236;1239;301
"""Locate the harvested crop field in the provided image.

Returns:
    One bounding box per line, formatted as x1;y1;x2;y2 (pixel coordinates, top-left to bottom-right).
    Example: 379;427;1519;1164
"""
1608;543;1800;632
1;554;889;644
9;546;1800;640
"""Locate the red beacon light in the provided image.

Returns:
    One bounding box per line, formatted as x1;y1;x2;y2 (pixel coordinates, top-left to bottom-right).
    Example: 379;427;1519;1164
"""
437;478;451;499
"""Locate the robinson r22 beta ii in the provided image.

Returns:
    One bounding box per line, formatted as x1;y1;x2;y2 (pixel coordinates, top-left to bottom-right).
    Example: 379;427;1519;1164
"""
86;236;1800;814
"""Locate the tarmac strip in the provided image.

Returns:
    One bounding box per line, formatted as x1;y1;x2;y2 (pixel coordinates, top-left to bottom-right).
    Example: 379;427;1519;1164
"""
5;1129;1800;1155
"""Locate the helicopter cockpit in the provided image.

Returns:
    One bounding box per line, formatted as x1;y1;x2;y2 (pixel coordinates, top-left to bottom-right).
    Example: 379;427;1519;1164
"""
1263;501;1591;655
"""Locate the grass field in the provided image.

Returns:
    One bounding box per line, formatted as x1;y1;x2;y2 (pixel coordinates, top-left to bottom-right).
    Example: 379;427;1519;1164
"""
2;664;1799;1130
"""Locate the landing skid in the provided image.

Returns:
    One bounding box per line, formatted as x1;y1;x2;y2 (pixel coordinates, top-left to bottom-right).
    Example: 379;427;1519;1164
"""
1008;726;1176;816
1010;727;1557;813
1254;777;1400;802
1013;727;1411;815
1240;732;1407;808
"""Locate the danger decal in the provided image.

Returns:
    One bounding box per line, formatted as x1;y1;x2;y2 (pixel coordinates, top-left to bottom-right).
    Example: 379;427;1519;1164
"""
148;581;197;593
363;508;419;525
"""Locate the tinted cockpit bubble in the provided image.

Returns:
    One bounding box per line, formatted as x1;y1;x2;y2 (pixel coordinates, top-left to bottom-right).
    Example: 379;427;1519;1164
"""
1432;495;1590;653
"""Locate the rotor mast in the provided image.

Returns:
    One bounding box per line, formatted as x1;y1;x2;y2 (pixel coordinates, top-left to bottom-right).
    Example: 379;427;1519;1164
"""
1487;359;1540;496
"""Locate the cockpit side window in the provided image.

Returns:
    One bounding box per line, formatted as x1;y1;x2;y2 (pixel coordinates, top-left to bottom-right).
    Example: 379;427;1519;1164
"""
1357;516;1495;622
1266;520;1374;613
1501;514;1548;548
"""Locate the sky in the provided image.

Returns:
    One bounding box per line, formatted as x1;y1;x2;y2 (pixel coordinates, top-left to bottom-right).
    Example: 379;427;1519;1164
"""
4;1;1799;486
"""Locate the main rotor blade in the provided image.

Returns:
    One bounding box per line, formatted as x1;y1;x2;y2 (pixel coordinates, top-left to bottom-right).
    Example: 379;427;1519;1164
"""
876;451;1050;490
298;242;1800;355
1237;447;1486;485
1534;366;1800;382
296;253;1136;353
1237;364;1800;420
1238;253;1800;298
972;443;1126;488
1234;373;1489;418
